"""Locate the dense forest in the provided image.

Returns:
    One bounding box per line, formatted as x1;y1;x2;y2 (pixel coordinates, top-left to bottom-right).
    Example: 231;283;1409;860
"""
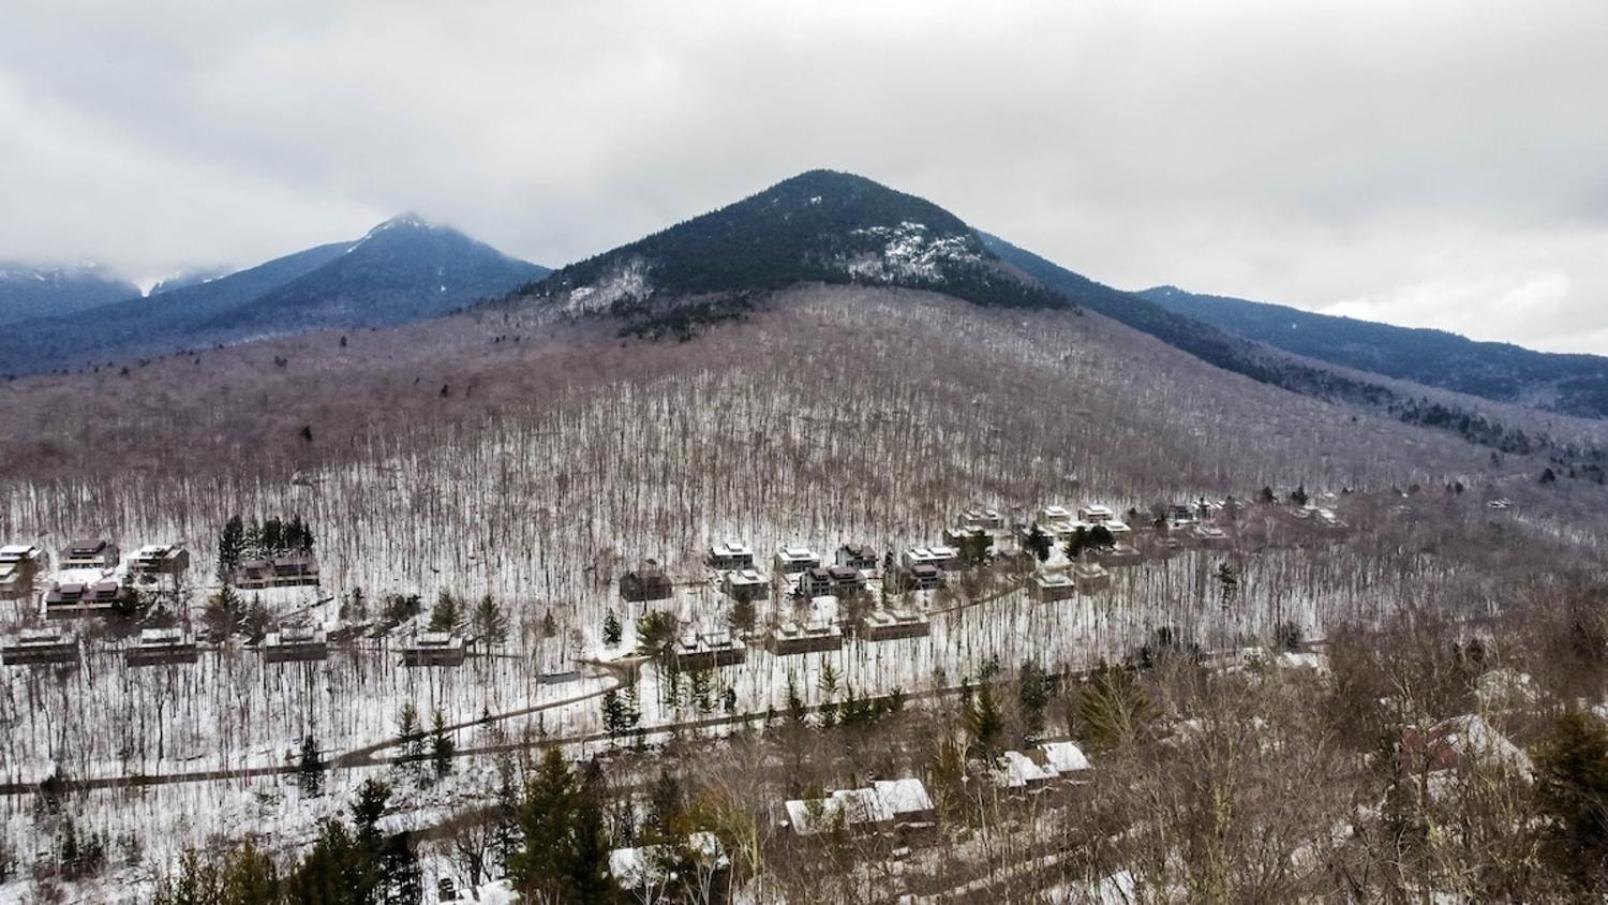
516;170;1070;327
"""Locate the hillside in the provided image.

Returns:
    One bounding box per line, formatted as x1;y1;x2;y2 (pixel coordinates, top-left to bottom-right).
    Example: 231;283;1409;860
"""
0;262;139;325
0;217;546;376
516;169;1066;335
1139;285;1608;420
982;233;1605;473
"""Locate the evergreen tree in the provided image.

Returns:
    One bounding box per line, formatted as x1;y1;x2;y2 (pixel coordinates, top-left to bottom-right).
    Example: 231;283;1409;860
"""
566;761;613;905
244;596;271;644
1024;523;1052;563
202;585;246;642
602;609;622;647
298;734;325;797
217;515;245;581
430;709;455;778
428;590;461;632
508;748;580;901
965;682;1005;760
601;689;628;743
635;610;679;664
1063;526;1091;561
1535;710;1608;893
473;593;507;644
1216;561;1240;609
1018;660;1051;737
397;704;425;762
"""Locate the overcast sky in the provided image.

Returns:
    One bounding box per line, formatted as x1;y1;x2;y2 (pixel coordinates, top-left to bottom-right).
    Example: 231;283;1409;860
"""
3;0;1606;352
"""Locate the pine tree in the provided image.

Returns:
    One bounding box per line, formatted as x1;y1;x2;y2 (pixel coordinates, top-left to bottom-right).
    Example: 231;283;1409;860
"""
298;734;325;797
508;749;579;900
602;610;622;647
965;682;1005;760
566;762;612;905
430;709;455;778
1025;523;1052;563
397;704;424;761
217;515;245;582
1018;660;1051;737
601;689;628;744
202;586;246;642
473;594;507;644
428;591;461;632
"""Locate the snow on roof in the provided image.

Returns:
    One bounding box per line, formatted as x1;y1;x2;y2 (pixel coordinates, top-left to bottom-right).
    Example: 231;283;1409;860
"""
1275;651;1329;673
872;778;934;816
608;832;727;888
778;546;817;559
1432;714;1533;777
0;544;37;557
1040;740;1092;773
997;750;1057;787
785;788;891;835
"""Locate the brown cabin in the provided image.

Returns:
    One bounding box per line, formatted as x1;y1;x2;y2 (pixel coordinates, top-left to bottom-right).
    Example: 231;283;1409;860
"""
619;560;673;602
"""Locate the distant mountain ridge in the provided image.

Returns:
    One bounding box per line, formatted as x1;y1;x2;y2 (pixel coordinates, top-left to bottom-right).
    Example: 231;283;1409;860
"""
1138;285;1608;420
980;232;1600;472
0;263;139;325
514;169;1067;336
0;216;547;375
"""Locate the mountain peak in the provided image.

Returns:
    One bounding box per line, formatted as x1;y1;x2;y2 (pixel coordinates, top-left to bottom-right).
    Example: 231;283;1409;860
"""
522;170;1067;326
364;212;438;238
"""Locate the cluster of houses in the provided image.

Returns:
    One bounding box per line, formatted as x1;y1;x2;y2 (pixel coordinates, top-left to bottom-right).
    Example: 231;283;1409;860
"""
779;777;938;842
774;739;1092;841
607;499;1252;663
2;539;195;620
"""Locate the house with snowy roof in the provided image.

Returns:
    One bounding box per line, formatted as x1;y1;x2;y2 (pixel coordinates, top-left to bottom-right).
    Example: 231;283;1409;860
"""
401;631;467;667
774;545;821;576
781;787;892;837
720;568;769;600
861;608;930;641
706;541;754;571
674;632;747;669
262;626;329;663
1;627;78;666
960;508;1005;531
607;832;729;897
125;627;199;667
835;543;879;572
61;538;119;572
129;544;190;581
1401;714;1532;780
1031;571;1077;602
769;619;842;655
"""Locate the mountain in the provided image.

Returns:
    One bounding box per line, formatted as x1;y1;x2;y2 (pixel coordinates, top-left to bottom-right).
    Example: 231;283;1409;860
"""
146;267;235;296
981;232;1596;468
1138;285;1608;420
516;169;1066;335
0;216;547;375
211;215;548;337
0;262;139;325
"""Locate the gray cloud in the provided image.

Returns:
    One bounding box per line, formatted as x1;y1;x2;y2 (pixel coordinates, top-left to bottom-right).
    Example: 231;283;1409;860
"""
2;0;1605;352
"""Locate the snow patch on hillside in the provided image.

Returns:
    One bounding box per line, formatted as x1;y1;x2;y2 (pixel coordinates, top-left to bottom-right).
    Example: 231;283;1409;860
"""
845;221;982;283
563;257;652;313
